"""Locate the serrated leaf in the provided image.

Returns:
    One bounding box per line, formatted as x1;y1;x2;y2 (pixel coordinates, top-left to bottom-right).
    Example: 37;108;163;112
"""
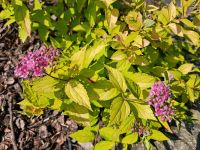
158;117;172;133
85;1;96;27
186;74;200;102
181;19;196;28
63;102;90;126
65;81;92;110
109;97;130;125
124;72;156;89
22;81;38;106
106;66;127;92
183;30;199;46
77;0;87;13
70;130;95;142
38;25;49;42
118;114;135;134
94;141;115;150
126;79;141;99
14;4;31;42
168;2;176;21
122;133;138;144
168;69;182;80
83;40;107;68
100;127;119;141
178;63;193;75
168;23;183;37
147;129;169;141
73;22;90;32
0;7;14;19
107;8;119;28
143;19;155;27
131;102;157;120
111;50;127;61
95;88;120;101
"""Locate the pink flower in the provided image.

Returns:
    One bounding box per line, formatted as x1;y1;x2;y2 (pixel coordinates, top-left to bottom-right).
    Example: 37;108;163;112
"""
148;81;174;122
15;45;58;78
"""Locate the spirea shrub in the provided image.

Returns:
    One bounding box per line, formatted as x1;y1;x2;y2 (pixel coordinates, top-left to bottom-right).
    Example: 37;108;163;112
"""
1;0;200;149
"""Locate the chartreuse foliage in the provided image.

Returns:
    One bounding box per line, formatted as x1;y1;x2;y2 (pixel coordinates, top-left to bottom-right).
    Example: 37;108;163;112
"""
1;0;200;149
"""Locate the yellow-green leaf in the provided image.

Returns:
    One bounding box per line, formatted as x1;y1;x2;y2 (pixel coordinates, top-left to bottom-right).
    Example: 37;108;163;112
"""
124;72;156;89
168;23;183;37
106;66;127;92
65;81;92;110
63;102;90;126
183;30;199;46
168;2;176;21
109;97;130;125
178;63;193;75
94;141;115;150
147;129;169;141
122;133;138;144
131;102;157;120
70;130;95;142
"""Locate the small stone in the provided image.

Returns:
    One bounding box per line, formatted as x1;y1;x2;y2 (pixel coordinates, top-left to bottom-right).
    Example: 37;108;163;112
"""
6;77;15;85
39;125;48;139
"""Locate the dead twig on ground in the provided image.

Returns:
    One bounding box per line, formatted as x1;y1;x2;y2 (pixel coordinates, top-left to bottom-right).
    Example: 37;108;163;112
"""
8;94;18;150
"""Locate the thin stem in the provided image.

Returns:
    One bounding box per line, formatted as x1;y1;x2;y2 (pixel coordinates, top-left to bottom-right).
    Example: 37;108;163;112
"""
44;71;72;82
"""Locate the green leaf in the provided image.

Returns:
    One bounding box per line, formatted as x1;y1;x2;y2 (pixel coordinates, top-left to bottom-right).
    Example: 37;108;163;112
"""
65;81;92;110
107;9;119;28
123;32;138;47
111;50;127;61
94;141;115;150
106;66;127;92
70;130;95;142
14;4;31;42
126;79;141;99
147;129;169;141
143;19;155;27
118;114;135;134
124;72;156;89
186;74;200;102
181;18;196;28
100;127;119;141
168;23;183;37
109;97;130;125
158;8;169;25
95;88;120;101
178;63;193;75
131;102;157;120
22;81;38;106
122;133;138;144
183;30;199;46
168;2;176;21
99;0;117;8
83;40;107;68
38;25;49;42
63;102;90;126
77;0;87;13
73;22;90;32
85;1;96;27
168;69;182;80
0;7;14;19
34;0;43;10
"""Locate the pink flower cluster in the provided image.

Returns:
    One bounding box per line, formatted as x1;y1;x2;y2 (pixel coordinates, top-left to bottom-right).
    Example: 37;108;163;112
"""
15;45;58;78
148;81;174;122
